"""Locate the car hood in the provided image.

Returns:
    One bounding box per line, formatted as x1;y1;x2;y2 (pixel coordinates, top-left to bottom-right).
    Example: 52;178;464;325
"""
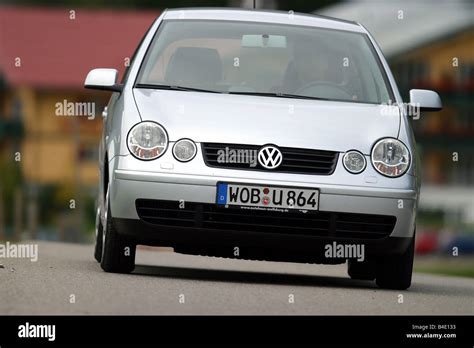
133;89;400;154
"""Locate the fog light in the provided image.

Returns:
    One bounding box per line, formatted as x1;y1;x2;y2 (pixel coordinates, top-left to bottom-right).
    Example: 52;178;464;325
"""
343;150;366;174
173;139;197;162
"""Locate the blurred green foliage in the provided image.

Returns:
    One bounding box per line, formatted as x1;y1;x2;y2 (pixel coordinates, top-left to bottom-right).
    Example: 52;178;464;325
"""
415;258;474;278
0;156;22;226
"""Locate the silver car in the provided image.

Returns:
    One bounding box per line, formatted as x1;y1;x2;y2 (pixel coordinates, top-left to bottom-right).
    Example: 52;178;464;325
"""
85;8;442;290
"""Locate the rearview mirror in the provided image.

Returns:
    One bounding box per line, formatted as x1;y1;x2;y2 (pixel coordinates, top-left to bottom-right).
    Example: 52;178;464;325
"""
84;68;122;92
241;34;287;48
409;89;442;112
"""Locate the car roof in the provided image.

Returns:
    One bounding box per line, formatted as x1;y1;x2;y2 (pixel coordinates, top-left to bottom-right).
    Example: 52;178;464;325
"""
163;8;365;33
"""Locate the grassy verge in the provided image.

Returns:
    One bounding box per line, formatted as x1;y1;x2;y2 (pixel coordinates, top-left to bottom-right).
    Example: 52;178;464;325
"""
414;256;474;278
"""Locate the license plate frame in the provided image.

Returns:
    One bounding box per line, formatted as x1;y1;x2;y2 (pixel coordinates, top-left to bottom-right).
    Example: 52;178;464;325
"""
216;182;320;212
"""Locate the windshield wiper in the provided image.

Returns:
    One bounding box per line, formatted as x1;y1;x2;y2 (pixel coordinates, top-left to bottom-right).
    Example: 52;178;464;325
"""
226;91;329;101
135;85;329;100
135;83;221;94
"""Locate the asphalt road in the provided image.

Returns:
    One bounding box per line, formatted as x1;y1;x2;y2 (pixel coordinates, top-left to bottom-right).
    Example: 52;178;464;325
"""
0;241;473;315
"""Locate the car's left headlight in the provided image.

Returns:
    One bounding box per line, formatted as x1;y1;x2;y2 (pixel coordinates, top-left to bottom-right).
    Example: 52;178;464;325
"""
127;121;168;160
371;138;410;177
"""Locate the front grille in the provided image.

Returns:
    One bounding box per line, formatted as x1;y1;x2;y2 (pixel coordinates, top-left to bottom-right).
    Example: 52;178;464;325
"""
201;143;338;175
136;199;396;240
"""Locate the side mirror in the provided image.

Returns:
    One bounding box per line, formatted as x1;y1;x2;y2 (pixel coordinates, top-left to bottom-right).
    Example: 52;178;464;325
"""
84;68;122;92
409;89;442;112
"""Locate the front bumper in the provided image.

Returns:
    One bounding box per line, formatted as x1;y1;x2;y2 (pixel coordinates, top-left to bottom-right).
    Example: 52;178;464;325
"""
110;168;417;245
113;217;413;262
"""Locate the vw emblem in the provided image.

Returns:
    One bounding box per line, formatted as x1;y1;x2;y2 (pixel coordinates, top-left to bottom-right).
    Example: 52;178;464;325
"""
258;145;283;169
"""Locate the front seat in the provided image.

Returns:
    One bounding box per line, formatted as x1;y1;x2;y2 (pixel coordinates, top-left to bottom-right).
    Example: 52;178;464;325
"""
165;47;223;89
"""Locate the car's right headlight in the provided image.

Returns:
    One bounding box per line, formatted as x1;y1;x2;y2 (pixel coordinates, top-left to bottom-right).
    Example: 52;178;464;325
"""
371;138;410;177
127;121;168;160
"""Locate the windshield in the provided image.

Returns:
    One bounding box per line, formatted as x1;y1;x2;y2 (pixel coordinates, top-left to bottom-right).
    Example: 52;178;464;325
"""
136;20;393;104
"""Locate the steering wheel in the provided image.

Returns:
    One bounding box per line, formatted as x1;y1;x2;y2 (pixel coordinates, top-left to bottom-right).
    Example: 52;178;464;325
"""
295;81;352;100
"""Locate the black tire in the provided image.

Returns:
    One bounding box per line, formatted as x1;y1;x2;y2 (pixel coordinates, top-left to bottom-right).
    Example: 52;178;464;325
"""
94;209;103;263
100;201;136;273
347;258;376;280
376;233;415;290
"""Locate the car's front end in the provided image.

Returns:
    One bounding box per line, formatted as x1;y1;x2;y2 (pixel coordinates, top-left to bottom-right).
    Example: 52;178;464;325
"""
85;8;442;290
112;93;418;264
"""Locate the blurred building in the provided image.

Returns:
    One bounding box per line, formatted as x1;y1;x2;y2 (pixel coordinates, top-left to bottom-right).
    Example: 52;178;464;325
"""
320;0;474;225
0;6;159;186
0;6;159;239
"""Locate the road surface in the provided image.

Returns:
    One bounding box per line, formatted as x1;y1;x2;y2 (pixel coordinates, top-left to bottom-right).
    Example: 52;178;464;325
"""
0;241;473;315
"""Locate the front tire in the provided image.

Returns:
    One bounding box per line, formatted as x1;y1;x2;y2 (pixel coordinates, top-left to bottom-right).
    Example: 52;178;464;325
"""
100;187;136;273
94;207;103;263
347;257;376;281
375;232;415;290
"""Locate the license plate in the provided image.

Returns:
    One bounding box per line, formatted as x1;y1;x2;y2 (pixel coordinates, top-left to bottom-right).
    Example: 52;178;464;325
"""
216;182;319;211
